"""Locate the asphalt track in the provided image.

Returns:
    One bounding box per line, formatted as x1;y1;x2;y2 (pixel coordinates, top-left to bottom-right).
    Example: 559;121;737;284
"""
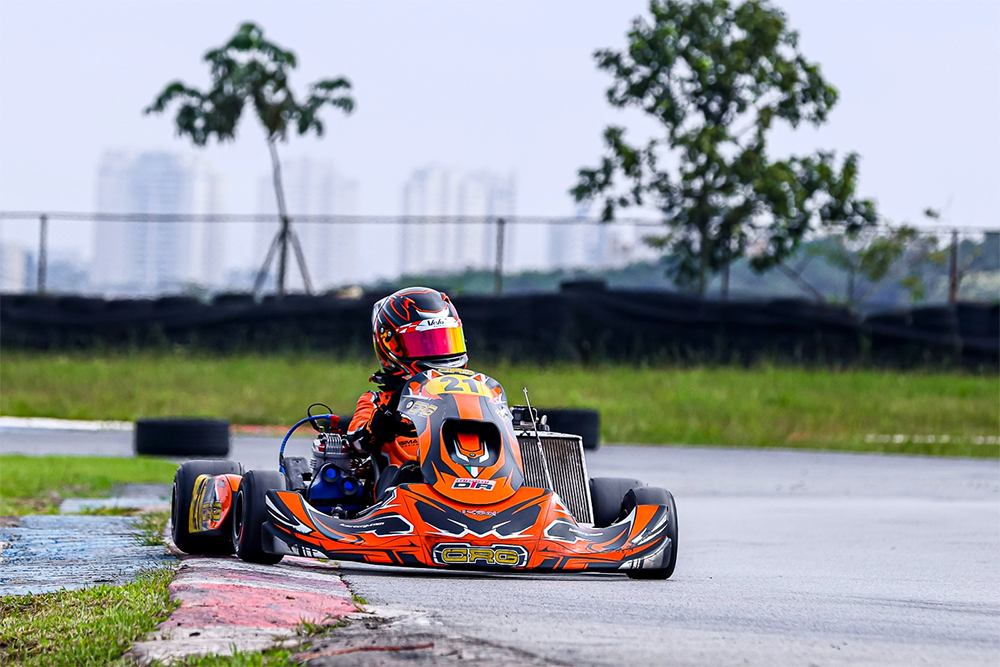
4;427;999;665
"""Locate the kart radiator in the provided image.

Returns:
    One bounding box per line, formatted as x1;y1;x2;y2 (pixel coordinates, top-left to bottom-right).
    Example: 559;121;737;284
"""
517;432;594;525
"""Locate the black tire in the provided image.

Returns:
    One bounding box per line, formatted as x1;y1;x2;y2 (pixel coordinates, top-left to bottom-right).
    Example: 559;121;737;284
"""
171;460;243;555
622;486;678;580
233;469;286;565
590;477;645;528
543;408;601;450
135;418;230;457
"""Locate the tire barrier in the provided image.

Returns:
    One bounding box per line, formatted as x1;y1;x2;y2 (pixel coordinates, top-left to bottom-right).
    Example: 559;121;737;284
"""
1;291;995;369
134;418;231;457
542;408;601;451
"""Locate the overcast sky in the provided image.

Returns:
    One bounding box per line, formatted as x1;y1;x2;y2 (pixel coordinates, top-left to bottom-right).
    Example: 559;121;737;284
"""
1;0;997;264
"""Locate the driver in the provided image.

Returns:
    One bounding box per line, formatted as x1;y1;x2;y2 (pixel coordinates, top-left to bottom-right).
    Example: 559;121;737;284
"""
345;287;469;494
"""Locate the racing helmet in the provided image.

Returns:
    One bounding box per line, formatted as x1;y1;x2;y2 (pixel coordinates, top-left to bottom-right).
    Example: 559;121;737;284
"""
372;287;468;377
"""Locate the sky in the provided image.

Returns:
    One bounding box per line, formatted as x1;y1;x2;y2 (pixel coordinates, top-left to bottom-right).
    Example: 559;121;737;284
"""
0;0;998;267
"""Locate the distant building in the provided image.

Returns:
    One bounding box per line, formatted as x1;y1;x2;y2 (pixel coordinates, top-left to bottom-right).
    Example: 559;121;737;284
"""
92;151;221;294
400;166;515;276
255;158;359;290
548;205;661;272
0;242;30;292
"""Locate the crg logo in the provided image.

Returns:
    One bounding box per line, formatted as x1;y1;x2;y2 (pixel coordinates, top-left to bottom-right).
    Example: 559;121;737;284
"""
451;478;495;491
431;543;529;567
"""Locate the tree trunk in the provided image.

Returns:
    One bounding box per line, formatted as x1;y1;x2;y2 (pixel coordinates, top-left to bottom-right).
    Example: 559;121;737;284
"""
698;225;710;298
269;138;290;295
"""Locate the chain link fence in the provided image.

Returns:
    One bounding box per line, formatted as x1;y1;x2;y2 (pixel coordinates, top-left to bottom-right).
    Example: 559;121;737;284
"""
0;212;996;313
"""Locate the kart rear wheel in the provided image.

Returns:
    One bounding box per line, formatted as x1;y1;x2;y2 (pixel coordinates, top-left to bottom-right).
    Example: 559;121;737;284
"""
171;460;243;555
623;486;678;580
232;469;286;565
590;477;645;527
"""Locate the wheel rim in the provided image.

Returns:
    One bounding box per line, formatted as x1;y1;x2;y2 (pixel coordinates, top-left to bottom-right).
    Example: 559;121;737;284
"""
232;491;245;546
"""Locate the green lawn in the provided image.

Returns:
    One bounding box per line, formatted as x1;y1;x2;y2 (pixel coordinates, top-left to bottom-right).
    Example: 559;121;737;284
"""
0;568;176;667
0;455;178;515
1;352;997;457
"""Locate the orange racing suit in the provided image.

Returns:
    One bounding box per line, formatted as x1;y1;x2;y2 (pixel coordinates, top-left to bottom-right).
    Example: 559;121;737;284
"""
346;374;418;467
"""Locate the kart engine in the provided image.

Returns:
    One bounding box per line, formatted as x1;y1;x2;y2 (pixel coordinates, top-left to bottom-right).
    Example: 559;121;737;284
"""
306;433;367;515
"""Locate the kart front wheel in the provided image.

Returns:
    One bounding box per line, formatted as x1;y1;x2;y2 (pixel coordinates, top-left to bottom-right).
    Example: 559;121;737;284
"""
232;469;286;565
623;486;678;580
590;477;645;527
171;460;243;555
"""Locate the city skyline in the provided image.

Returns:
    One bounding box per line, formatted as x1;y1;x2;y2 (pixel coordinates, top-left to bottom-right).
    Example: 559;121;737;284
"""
93;151;221;294
1;0;997;267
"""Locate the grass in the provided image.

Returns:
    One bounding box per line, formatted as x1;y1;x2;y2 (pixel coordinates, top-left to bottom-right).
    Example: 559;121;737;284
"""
0;568;176;667
1;351;997;457
134;510;171;547
0;455;178;516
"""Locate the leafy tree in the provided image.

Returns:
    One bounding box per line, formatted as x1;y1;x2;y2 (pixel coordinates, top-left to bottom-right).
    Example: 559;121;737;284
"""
808;225;920;307
146;22;355;295
571;0;877;296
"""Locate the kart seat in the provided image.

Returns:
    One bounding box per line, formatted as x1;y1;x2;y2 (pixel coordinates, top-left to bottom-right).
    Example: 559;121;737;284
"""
375;460;424;501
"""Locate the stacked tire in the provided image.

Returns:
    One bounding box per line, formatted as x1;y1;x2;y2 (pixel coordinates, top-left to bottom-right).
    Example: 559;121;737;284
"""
542;408;601;450
135;418;230;457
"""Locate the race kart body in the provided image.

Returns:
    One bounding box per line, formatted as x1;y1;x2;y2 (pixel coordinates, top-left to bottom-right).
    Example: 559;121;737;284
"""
171;368;678;579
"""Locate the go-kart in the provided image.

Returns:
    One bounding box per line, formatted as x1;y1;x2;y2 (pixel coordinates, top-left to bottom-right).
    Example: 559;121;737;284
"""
170;368;678;578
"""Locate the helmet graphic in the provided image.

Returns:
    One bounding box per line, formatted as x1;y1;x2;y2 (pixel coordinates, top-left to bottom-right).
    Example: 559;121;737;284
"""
372;287;468;377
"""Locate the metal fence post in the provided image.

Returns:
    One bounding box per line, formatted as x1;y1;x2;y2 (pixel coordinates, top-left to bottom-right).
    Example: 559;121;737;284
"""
37;214;48;294
948;228;958;303
494;217;506;295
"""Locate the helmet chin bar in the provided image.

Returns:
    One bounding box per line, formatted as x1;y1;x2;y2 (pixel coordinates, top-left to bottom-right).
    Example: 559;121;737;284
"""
405;353;469;375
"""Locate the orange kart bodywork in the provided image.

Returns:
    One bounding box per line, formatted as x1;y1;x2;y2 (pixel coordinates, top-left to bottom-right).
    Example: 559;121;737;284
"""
173;368;676;575
263;482;673;572
257;368;674;573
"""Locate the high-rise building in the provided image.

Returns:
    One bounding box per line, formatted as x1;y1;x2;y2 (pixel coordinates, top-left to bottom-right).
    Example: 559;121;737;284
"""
400;166;516;276
255;158;359;290
0;242;29;292
92;151;221;294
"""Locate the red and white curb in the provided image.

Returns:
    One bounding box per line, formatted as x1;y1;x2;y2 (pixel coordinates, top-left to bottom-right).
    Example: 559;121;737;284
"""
128;555;357;664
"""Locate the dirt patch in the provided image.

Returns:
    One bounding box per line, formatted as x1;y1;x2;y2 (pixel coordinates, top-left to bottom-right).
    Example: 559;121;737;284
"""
0;516;21;528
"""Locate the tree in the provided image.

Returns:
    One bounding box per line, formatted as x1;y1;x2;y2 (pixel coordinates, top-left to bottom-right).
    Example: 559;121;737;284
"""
808;225;920;307
146;22;355;295
571;0;877;297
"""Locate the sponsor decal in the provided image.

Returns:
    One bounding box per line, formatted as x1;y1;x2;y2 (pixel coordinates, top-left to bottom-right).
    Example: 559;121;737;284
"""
431;543;529;567
415;317;459;330
462;508;498;517
312;512;415;538
451;478;495;491
495;404;511;421
404;400;438;417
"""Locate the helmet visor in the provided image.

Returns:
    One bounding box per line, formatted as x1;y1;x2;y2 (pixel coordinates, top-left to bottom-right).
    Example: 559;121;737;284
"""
396;319;466;358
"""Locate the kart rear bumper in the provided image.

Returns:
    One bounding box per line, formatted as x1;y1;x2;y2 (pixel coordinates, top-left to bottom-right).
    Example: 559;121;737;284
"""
263;483;673;573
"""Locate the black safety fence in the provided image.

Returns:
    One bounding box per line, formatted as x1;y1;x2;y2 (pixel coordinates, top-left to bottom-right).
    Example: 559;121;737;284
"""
1;287;996;369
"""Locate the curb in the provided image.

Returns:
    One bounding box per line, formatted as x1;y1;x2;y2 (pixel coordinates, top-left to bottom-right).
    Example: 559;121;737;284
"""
0;416;133;431
129;555;357;664
0;417;307;438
